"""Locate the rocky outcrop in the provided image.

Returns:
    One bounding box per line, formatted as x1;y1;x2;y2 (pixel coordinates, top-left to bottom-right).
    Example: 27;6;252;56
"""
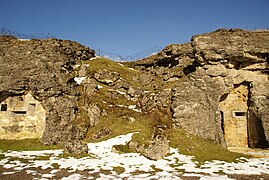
171;69;228;148
1;29;268;156
135;29;269;148
0;36;95;150
64;140;88;154
143;125;170;160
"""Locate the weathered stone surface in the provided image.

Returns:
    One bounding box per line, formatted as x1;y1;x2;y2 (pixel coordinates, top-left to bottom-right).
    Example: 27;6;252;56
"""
248;82;269;147
93;69;120;84
205;64;228;77
171;69;227;147
78;64;88;77
0;93;46;139
64;140;88;154
143;125;170;160
134;43;195;80
92;127;112;140
81;103;101;127
192;29;269;67
1;29;269;154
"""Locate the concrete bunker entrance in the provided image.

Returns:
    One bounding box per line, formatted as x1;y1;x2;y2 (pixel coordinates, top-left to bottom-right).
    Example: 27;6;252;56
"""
219;83;268;148
0;93;46;139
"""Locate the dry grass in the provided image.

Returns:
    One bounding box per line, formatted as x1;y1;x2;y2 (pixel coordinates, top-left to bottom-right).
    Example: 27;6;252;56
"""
168;128;250;163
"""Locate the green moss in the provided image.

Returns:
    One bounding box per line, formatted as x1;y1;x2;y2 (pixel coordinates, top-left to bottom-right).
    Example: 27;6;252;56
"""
51;163;60;169
113;144;133;153
150;165;163;172
0;139;61;152
112;166;125;174
168;128;250;163
131;170;149;175
100;168;112;175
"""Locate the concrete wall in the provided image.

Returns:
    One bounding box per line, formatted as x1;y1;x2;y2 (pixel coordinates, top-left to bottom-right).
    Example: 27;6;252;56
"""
219;84;249;147
0;93;46;139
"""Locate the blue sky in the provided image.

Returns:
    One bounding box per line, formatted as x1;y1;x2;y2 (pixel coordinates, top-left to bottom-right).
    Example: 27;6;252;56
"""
1;0;269;59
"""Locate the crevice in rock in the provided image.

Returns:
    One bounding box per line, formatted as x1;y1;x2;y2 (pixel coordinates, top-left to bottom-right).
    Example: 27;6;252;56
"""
155;58;179;68
219;93;229;102
183;60;199;75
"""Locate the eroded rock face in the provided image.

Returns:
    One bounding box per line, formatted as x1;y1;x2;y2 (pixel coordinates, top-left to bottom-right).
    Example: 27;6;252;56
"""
1;29;268;154
0;36;95;148
143;125;170;160
94;69;120;84
64;140;88;154
135;29;269;147
171;69;228;147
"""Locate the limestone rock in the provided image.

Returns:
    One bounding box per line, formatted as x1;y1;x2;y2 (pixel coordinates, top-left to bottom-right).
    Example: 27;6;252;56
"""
111;78;130;90
205;64;228;77
192;29;269;67
78;64;88;77
143;137;170;160
143;125;170;160
92;127;112;140
64;140;88;154
171;69;228;147
248;82;269;147
1;29;269;153
93;69;120;84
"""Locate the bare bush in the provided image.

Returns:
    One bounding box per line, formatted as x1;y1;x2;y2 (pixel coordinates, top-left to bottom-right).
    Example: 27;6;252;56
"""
0;27;55;39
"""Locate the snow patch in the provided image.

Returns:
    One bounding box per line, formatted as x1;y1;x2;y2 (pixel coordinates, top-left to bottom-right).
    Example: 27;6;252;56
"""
62;174;82;180
18;38;30;41
96;84;103;89
1;133;269;179
74;77;87;85
116;90;126;95
128;105;142;113
72;64;80;69
90;56;101;60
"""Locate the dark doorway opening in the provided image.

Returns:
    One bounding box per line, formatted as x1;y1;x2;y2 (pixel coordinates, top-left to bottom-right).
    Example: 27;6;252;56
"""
248;110;269;148
0;104;7;111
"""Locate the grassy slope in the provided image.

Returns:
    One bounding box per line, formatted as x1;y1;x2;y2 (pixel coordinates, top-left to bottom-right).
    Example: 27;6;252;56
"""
0;57;249;163
169;128;249;163
85;57;140;87
0;139;60;152
83;57;248;163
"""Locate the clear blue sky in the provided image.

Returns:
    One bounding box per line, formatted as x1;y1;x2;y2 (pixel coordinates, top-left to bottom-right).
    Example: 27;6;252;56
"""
1;0;269;58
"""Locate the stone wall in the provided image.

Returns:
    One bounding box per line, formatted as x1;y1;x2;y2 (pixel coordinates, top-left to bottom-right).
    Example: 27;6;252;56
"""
219;84;249;147
0;93;46;139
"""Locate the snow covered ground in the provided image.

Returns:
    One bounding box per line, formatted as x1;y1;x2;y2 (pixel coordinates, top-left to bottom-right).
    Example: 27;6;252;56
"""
1;133;269;179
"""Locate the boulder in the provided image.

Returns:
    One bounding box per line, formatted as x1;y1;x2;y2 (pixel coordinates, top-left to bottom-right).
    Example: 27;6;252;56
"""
93;69;120;84
64;140;88;154
143;125;170;160
92;127;112;140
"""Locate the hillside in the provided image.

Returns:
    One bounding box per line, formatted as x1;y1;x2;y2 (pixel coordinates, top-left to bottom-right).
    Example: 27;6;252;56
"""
0;29;269;163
